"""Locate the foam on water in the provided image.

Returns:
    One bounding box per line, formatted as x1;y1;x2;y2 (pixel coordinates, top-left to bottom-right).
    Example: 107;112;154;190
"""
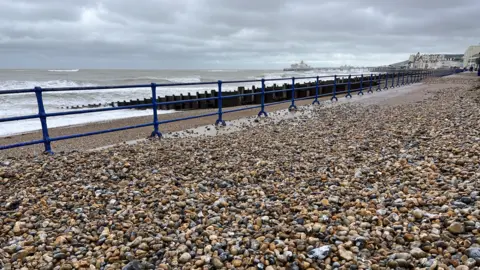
48;69;80;72
207;69;239;72
165;76;202;83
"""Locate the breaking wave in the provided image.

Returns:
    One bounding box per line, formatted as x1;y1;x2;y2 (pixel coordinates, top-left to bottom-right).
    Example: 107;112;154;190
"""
48;69;80;72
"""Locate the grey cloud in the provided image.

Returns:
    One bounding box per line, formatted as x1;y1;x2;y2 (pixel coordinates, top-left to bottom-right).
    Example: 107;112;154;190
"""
0;0;478;69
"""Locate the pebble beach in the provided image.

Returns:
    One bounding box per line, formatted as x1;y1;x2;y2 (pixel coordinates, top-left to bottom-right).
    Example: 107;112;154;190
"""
1;75;480;269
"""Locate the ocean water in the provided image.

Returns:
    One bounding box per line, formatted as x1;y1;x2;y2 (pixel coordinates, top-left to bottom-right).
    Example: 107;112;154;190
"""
0;68;370;137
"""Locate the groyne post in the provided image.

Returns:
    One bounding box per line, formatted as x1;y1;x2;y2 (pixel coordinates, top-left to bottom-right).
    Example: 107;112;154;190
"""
34;87;53;154
391;73;395;88
150;83;161;137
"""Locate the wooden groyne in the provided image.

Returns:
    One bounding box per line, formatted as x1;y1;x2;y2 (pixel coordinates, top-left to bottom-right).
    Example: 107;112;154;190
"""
62;75;389;111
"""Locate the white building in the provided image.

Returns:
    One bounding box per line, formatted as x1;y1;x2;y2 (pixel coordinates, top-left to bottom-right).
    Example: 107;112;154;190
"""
464;45;480;68
408;52;463;69
468;53;480;69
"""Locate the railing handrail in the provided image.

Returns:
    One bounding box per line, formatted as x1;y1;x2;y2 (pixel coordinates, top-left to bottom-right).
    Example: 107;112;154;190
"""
0;70;428;95
0;69;461;154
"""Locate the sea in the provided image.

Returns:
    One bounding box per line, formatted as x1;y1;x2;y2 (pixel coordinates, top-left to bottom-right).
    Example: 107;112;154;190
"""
0;68;370;137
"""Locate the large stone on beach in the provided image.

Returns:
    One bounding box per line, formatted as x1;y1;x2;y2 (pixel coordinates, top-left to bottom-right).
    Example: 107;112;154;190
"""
179;252;192;263
448;222;465;234
410;247;428;259
339;246;354;261
412;209;423;219
212;258;224;269
307;246;331;260
13;221;24;235
122;261;141;270
466;247;480;259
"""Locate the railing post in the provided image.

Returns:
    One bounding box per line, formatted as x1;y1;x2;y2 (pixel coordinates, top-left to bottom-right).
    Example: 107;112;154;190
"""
258;79;267;117
406;72;410;84
384;72;388;90
288;77;298;111
402;72;405;85
215;80;226;126
368;73;373;93
345;75;352;98
150;83;162;137
34;86;53;154
312;76;320;105
331;75;338;101
376;73;381;91
391;72;395;88
358;74;364;95
396;72;400;87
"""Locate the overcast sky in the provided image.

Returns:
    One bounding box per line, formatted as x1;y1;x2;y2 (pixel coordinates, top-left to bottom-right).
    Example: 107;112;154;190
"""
0;0;479;69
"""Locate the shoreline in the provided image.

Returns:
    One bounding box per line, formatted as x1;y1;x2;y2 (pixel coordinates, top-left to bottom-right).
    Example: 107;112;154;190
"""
1;74;475;158
0;100;322;158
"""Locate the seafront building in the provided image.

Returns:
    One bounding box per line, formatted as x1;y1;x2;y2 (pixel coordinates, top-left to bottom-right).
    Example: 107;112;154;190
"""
464;45;480;68
407;52;463;69
468;53;480;69
385;44;480;70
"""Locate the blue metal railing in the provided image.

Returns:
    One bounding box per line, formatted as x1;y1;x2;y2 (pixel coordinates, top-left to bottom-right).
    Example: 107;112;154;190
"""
0;69;461;153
